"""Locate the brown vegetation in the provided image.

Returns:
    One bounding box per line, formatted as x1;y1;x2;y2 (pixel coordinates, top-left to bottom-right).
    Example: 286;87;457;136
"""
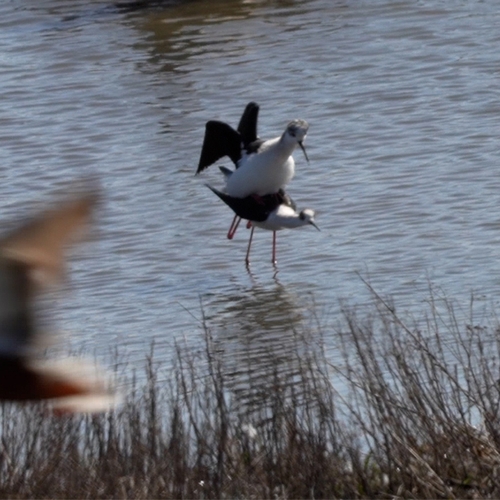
0;287;500;498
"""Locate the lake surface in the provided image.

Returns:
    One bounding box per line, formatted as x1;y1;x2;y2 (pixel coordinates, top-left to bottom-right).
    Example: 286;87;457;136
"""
2;0;500;392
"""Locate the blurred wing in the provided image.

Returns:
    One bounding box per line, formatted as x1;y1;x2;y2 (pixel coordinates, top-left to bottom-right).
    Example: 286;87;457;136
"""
28;357;121;414
196;121;242;173
237;101;259;146
0;192;98;286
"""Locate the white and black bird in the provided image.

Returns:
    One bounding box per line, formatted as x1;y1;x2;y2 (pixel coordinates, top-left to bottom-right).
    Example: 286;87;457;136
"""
197;102;309;197
207;185;319;265
0;189;118;414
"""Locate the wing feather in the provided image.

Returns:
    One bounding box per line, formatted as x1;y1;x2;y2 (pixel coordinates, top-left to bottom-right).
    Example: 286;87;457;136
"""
196;121;242;173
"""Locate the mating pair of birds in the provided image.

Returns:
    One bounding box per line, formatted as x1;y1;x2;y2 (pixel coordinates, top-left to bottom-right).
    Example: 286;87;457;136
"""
196;102;319;265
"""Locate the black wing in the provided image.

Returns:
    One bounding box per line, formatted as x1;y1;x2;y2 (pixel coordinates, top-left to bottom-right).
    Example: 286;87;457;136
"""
237;102;259;147
207;185;284;222
196;121;242;174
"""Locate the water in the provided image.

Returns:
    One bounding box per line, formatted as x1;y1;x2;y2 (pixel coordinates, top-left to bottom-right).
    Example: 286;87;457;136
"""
1;0;500;392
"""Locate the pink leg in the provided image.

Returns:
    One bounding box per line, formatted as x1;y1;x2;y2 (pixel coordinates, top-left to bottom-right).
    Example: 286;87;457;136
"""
245;226;255;265
227;215;241;239
246;220;252;229
272;231;277;264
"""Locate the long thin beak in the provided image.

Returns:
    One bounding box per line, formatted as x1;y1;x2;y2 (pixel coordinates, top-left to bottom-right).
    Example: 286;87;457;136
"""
309;220;320;231
298;141;309;163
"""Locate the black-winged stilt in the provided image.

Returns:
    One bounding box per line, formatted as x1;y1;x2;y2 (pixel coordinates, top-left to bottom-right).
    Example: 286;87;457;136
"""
0;190;118;413
197;103;309;197
207;185;319;265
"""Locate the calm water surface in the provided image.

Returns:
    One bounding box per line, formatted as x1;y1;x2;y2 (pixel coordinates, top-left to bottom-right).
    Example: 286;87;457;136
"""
1;0;500;392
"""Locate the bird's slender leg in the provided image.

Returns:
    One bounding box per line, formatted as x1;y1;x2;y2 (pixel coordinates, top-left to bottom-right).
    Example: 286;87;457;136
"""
227;215;241;239
272;231;277;264
246;220;252;229
245;226;255;265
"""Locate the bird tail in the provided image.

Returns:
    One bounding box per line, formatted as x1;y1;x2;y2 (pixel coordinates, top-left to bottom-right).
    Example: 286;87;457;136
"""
218;166;233;179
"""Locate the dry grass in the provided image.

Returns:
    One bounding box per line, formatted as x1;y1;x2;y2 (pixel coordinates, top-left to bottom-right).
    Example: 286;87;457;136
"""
1;286;500;498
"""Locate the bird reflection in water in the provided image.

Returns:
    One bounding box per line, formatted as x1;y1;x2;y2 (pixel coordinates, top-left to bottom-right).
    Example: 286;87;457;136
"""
199;281;321;424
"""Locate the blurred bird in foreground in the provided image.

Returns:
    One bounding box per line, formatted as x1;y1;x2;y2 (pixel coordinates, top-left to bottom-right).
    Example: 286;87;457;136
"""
0;187;118;414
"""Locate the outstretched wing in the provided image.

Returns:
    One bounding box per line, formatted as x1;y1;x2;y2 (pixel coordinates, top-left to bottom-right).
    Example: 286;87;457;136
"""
196;121;242;174
0;192;98;287
237;102;259;146
207;185;283;222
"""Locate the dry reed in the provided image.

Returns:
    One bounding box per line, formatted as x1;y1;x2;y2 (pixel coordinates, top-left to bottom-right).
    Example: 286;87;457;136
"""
0;287;500;498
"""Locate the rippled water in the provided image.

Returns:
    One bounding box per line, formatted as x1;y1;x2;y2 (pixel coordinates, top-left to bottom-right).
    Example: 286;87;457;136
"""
2;0;500;392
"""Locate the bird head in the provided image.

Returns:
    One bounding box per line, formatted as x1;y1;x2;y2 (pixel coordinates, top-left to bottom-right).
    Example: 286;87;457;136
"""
299;208;319;231
285;119;309;163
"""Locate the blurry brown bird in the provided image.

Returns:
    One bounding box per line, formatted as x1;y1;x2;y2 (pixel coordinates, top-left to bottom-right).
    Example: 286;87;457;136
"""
0;189;118;413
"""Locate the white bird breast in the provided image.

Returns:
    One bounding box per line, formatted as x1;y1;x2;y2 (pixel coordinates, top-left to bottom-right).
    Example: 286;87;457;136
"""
226;154;295;197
